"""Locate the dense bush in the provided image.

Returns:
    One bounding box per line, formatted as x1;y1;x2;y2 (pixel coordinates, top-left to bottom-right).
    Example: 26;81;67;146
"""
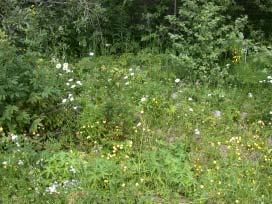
166;0;248;82
0;30;69;133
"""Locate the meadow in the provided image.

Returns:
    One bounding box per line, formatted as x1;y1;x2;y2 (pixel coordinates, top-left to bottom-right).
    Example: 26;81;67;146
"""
1;1;272;203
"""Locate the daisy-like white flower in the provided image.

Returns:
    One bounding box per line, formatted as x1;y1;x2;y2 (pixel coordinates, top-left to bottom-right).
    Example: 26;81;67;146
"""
141;97;147;102
11;134;18;141
71;85;76;89
76;81;82;86
66;82;70;86
129;68;133;72
125;82;130;85
194;129;200;135
213;110;221;118
269;111;272;115
89;52;94;56
56;63;61;69
188;97;193;101
208;93;212;97
68;78;73;82
189;108;193;112
175;78;180;83
18;160;24;165
124;76;128;80
63;63;69;70
70;97;74;102
267;76;272;80
69;166;76;174
248;93;253;98
62;99;67;103
130;73;135;76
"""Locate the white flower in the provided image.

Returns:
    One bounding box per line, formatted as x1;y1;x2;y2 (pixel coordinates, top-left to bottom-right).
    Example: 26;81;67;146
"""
63;63;69;70
267;76;272;79
11;134;18;141
70;97;74;101
141;97;147;102
125;82;130;85
269;111;272;115
136;122;142;127
175;78;180;83
248;93;253;98
189;108;193;112
188;97;193;101
68;93;73;98
89;52;94;56
46;182;59;194
62;99;67;103
194;129;200;135
129;68;133;72
71;85;76;89
171;93;178;99
66;82;70;86
270;80;272;84
69;166;76;174
18;160;24;165
208;93;212;97
124;76;128;80
73;106;78;110
213;110;221;118
2;161;7;165
105;43;111;47
76;81;82;86
130;72;135;76
68;78;73;82
56;63;61;69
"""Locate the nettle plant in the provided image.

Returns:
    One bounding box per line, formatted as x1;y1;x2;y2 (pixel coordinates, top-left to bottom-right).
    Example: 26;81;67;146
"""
0;30;82;134
166;0;248;82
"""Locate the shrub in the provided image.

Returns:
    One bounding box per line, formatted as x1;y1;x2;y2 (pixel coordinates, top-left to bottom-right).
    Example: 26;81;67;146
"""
0;30;66;133
166;0;248;82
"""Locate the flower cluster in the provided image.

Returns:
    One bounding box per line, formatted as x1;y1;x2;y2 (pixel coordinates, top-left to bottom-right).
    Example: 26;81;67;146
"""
259;75;272;84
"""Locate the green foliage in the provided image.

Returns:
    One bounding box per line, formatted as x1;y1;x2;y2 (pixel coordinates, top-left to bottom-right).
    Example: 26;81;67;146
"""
0;30;65;133
166;0;248;82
